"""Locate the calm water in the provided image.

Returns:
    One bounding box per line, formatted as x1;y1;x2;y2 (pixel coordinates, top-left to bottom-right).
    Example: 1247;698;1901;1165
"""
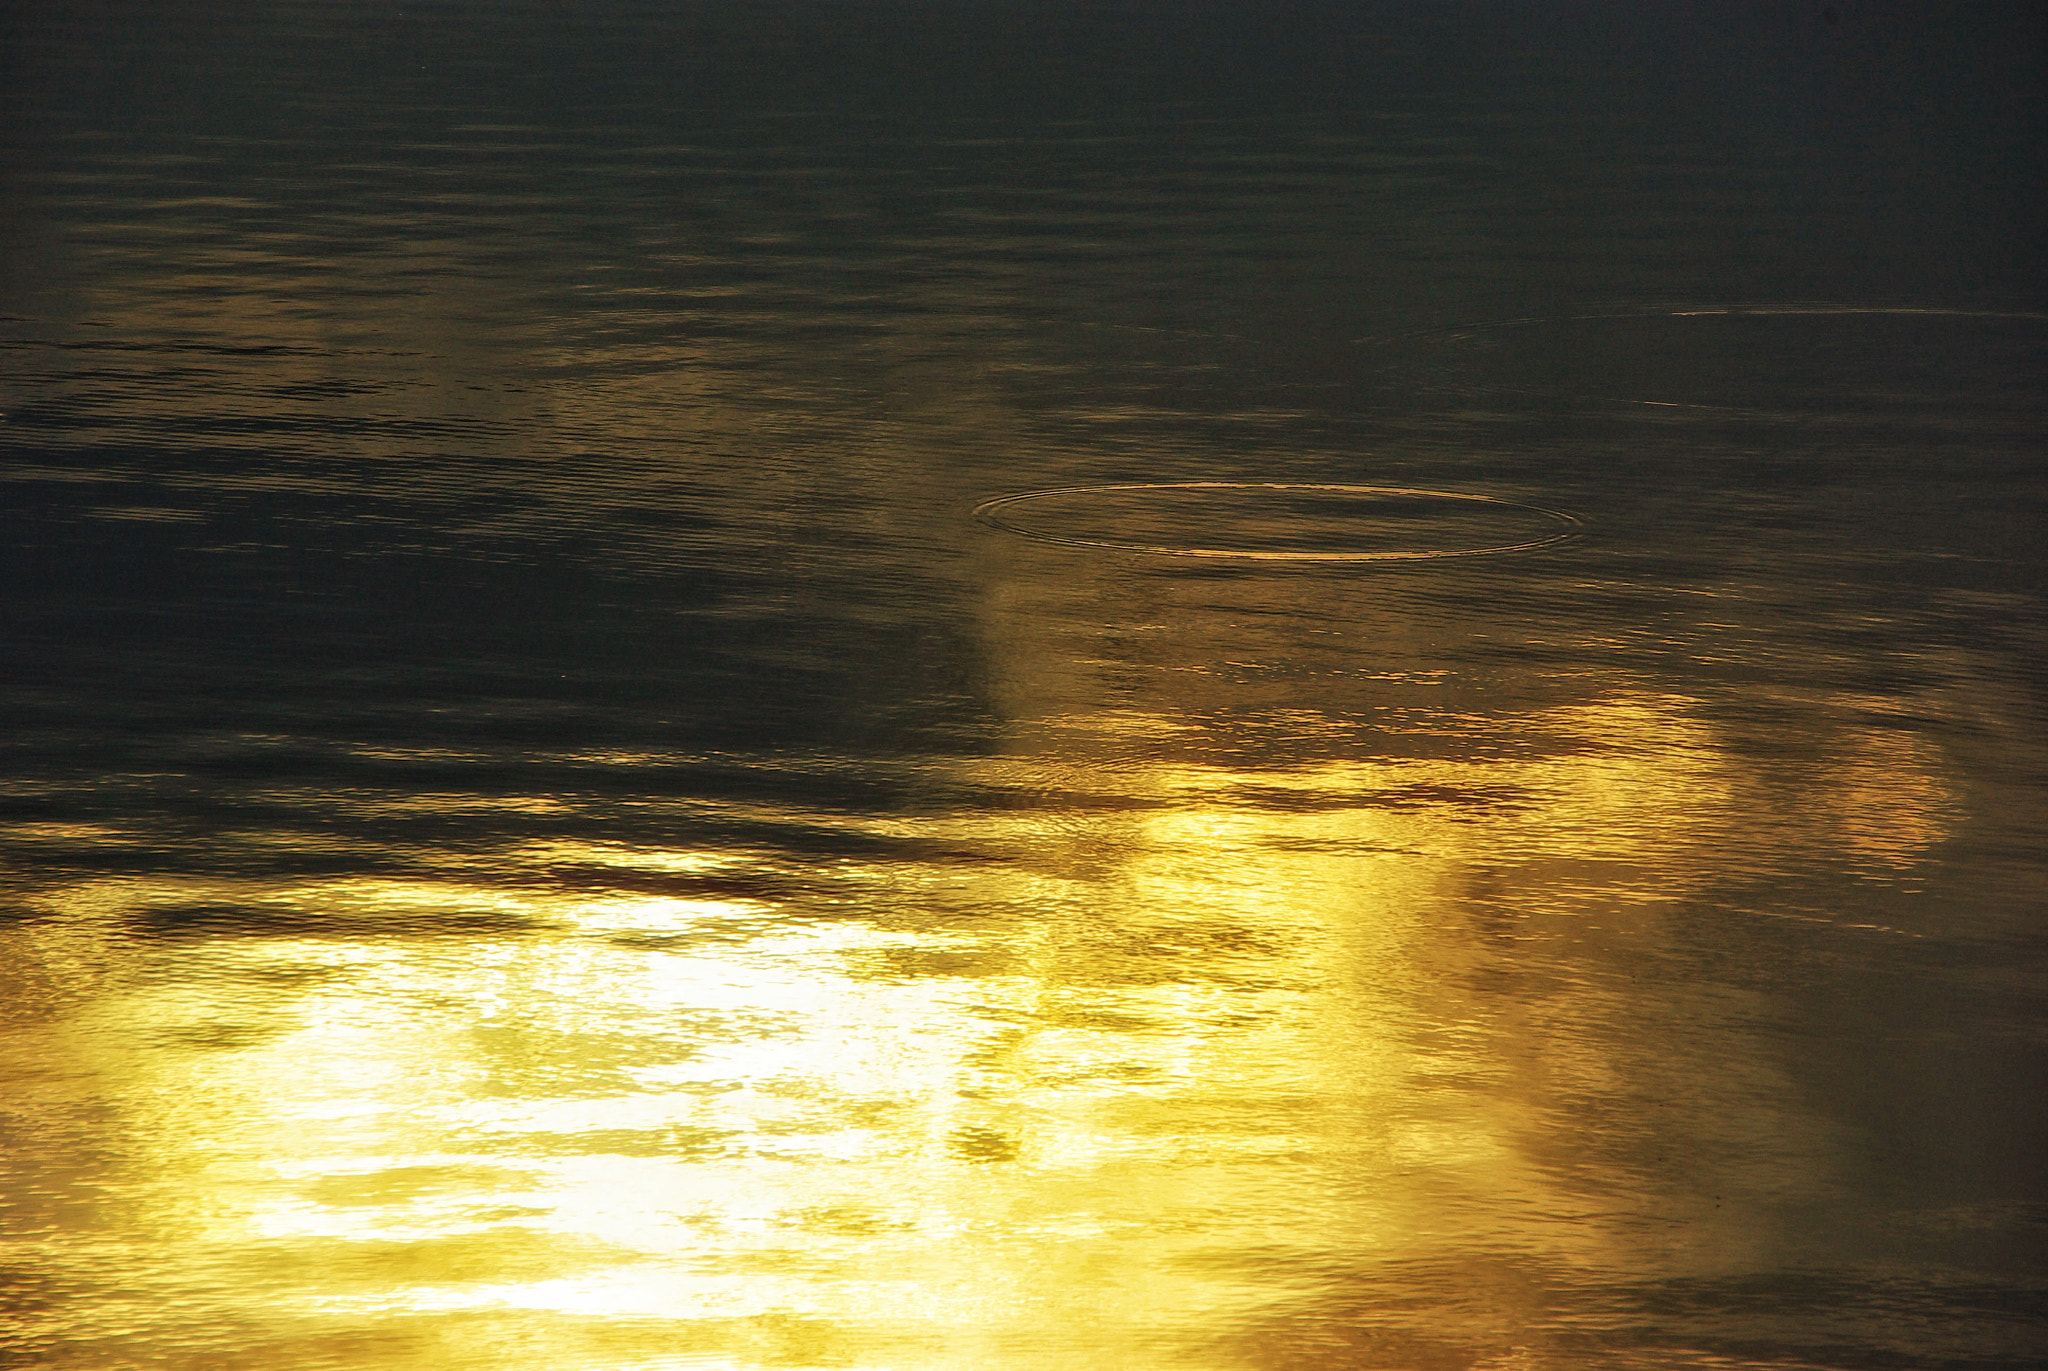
4;4;2047;1368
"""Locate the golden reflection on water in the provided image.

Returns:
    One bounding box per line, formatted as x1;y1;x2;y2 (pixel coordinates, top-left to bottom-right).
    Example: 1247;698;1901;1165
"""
6;56;2034;1366
4;658;1956;1368
0;284;1980;1359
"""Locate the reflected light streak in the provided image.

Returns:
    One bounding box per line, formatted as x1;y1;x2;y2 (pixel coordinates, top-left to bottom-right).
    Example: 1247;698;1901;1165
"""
4;691;1958;1369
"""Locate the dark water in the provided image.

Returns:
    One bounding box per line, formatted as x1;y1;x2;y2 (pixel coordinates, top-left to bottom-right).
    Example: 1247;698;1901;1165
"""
4;3;2047;1368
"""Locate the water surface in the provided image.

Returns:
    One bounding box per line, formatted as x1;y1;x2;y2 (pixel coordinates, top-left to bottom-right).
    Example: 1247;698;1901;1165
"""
3;4;2046;1368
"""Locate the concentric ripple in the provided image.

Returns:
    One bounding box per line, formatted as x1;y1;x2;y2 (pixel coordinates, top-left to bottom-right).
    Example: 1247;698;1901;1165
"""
972;483;1582;561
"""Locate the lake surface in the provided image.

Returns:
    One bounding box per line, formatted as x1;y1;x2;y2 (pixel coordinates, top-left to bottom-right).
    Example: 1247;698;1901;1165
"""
3;3;2046;1368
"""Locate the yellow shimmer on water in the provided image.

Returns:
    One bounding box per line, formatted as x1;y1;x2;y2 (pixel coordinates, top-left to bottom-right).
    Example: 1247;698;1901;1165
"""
1;685;1954;1371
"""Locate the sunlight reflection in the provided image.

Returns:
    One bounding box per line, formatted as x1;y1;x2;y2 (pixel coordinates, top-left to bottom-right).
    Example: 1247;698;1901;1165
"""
5;685;1960;1368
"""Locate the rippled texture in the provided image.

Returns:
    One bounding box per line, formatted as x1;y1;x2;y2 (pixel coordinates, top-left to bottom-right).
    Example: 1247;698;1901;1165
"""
4;3;2047;1369
974;485;1580;558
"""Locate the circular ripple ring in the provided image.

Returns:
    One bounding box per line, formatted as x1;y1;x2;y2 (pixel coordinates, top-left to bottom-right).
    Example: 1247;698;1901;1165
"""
972;482;1583;561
